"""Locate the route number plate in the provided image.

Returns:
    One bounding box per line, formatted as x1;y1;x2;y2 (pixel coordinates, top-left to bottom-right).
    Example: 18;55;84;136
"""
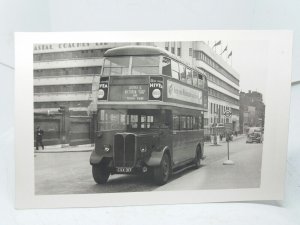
116;167;132;173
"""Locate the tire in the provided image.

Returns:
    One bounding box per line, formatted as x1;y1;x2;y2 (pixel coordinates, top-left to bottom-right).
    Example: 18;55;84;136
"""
92;163;110;184
153;153;171;185
194;146;202;169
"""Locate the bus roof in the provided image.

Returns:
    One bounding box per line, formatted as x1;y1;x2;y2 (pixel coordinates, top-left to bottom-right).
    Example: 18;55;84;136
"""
104;45;206;75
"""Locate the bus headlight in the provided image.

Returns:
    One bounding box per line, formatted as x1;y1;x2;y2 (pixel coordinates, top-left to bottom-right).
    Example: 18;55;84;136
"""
103;144;111;152
140;146;147;153
152;89;161;99
98;89;105;99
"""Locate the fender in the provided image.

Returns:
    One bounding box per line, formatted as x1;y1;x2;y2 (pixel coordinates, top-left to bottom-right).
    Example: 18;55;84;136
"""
145;146;170;167
89;150;104;165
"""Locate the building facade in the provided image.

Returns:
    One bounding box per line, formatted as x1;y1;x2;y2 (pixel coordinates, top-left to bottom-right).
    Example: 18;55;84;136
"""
33;41;240;146
239;90;265;133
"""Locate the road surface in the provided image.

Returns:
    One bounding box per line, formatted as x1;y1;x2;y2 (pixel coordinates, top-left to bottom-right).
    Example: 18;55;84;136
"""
34;136;262;195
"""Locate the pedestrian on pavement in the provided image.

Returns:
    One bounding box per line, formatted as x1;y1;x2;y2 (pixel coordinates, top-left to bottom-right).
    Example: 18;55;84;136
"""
36;126;44;150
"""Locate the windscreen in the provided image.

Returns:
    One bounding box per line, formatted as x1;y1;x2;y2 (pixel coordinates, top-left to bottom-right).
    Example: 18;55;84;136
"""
102;56;160;76
97;109;170;131
103;57;130;75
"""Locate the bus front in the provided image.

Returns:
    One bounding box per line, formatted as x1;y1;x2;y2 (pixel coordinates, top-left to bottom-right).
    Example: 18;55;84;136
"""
89;46;208;185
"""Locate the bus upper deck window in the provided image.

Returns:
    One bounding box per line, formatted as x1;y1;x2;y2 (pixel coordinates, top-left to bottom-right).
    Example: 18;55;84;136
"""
186;68;192;85
179;64;186;82
131;56;159;75
162;57;171;76
171;60;179;80
198;73;203;88
172;115;180;130
192;70;198;87
203;76;208;88
102;57;130;75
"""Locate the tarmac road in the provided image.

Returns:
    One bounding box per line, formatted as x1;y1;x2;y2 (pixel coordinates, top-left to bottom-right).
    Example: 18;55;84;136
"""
34;136;262;195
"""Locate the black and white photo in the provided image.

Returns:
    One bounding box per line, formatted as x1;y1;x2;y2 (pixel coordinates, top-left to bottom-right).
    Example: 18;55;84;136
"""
15;31;293;208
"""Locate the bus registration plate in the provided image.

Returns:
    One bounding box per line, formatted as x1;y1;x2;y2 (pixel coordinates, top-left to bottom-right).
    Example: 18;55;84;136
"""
116;167;132;173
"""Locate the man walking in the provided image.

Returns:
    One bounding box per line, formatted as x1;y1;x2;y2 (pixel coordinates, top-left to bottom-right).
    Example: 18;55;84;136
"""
36;126;44;150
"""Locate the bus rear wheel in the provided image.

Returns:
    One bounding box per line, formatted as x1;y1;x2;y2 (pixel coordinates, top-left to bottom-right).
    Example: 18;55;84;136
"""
153;153;171;185
92;163;110;184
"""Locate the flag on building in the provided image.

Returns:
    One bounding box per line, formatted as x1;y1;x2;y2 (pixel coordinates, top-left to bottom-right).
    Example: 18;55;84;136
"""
221;45;228;55
213;40;221;48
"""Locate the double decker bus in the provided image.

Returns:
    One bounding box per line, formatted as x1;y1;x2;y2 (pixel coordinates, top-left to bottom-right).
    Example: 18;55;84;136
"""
90;45;208;185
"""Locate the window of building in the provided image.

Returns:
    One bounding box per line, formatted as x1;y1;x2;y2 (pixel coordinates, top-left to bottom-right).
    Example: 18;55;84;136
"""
165;42;169;51
33;49;105;62
34;67;101;77
171;47;175;54
177;48;181;57
34;84;92;93
189;48;193;56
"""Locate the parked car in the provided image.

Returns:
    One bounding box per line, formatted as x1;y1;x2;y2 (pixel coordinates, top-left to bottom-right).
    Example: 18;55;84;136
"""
246;127;264;143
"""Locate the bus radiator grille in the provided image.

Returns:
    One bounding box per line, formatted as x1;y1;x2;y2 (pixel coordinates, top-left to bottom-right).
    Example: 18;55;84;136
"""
124;134;135;167
113;133;136;167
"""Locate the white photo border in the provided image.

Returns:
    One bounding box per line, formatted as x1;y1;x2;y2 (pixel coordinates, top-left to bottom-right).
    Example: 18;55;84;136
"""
15;30;293;209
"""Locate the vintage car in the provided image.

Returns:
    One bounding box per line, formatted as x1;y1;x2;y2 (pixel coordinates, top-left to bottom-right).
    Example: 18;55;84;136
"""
246;127;264;143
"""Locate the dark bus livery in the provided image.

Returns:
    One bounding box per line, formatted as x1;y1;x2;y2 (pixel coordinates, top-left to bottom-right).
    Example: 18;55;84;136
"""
90;45;208;185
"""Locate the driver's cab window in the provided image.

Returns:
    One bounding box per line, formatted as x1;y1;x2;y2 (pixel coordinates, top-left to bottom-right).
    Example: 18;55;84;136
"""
127;114;138;129
141;115;154;128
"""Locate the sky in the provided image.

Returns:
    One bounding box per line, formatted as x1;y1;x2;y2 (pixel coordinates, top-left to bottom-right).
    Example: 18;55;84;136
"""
211;40;269;99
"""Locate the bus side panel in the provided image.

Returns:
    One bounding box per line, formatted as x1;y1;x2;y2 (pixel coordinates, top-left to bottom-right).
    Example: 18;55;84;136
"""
172;130;202;165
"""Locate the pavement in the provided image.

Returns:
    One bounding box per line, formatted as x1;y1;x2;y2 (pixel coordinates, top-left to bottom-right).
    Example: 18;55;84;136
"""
205;134;246;145
34;134;246;153
34;143;94;153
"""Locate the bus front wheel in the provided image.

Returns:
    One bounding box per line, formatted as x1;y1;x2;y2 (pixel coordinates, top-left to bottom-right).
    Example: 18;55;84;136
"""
153;153;171;185
92;163;110;184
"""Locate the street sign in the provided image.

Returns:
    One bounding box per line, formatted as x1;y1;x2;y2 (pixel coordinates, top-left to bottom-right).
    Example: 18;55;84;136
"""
224;110;232;118
225;123;232;133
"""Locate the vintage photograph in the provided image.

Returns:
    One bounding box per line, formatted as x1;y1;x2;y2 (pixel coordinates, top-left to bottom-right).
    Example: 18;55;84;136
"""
33;40;267;195
14;31;292;208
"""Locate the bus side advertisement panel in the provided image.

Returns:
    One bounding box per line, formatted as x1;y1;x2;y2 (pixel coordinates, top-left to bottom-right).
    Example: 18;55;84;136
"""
166;79;204;108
